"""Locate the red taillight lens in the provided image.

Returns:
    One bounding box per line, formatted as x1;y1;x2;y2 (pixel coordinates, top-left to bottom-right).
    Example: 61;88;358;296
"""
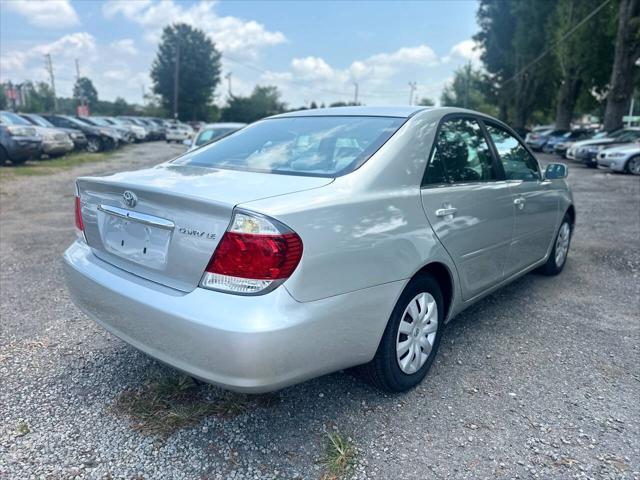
206;231;303;280
74;196;84;231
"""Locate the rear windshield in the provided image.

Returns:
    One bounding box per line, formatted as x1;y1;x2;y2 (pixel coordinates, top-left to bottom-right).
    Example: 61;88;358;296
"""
174;116;405;177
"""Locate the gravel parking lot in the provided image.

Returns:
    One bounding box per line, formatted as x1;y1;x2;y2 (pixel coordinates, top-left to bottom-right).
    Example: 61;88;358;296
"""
1;142;638;479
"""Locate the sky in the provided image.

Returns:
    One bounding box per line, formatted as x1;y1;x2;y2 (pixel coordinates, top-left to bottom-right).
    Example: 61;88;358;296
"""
0;0;482;108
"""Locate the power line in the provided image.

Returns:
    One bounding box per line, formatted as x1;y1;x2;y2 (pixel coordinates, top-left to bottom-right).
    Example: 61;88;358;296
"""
502;0;612;86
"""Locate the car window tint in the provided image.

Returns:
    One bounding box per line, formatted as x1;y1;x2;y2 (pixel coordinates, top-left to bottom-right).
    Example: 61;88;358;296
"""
486;124;540;181
425;118;496;184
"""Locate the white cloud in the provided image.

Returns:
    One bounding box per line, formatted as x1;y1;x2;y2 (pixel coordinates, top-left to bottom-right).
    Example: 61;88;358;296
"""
102;0;286;59
110;39;138;56
258;44;440;105
442;39;483;65
4;0;80;28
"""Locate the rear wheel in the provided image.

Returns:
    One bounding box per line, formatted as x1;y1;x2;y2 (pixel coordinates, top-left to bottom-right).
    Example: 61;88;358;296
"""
361;273;444;392
86;136;103;153
625;155;640;175
538;214;572;276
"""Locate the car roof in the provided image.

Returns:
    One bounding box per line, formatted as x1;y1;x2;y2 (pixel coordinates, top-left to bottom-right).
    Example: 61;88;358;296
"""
270;105;433;119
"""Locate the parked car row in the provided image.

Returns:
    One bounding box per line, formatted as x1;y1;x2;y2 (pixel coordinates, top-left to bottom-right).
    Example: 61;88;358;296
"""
0;111;176;165
525;124;640;175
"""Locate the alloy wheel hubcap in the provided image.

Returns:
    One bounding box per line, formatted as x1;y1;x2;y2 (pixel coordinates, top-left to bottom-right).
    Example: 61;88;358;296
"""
555;222;571;267
629;158;640;175
396;292;438;374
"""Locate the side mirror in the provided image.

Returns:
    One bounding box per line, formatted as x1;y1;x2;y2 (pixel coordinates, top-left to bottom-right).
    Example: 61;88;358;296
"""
544;163;567;180
182;139;191;146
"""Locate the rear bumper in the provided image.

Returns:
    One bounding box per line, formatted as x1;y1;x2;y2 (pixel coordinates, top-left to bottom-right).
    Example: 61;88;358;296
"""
63;241;402;392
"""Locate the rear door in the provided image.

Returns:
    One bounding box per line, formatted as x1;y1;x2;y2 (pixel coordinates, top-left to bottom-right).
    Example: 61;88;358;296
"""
420;116;514;301
484;122;559;276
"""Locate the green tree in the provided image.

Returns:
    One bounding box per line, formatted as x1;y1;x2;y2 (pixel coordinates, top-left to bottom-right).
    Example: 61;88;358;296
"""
417;97;435;107
151;23;221;121
603;0;640;131
73;77;98;109
24;81;56;112
0;86;6;110
475;0;557;128
550;0;617;129
221;86;286;123
440;65;498;116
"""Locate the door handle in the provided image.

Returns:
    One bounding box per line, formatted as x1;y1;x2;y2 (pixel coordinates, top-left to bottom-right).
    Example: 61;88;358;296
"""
435;207;458;217
514;197;525;210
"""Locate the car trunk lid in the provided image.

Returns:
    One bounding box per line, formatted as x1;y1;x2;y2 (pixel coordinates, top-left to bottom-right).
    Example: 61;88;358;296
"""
77;163;332;292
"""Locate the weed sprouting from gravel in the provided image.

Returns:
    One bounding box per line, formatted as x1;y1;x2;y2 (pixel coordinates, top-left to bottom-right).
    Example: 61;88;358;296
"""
111;373;277;437
322;431;356;479
16;422;30;436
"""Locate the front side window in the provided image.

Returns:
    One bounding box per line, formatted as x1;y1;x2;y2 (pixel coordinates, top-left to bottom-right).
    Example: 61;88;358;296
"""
424;117;497;185
486;124;540;181
175;116;405;177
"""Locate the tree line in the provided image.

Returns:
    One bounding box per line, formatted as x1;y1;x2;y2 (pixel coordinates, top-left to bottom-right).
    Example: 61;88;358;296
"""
442;0;639;131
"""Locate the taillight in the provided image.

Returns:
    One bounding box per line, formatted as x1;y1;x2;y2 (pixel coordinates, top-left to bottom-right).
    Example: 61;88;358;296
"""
74;195;84;232
200;211;303;295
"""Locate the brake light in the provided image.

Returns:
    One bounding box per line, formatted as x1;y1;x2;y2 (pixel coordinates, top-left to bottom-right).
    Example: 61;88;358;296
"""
200;211;303;295
74;196;84;231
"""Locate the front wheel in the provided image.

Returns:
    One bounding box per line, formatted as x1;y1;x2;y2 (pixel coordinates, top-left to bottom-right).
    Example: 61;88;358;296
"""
86;136;103;153
360;273;444;392
538;214;572;276
625;156;640;175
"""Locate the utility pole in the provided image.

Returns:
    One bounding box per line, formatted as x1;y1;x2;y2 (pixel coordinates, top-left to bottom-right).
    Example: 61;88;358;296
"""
173;43;180;120
225;72;233;97
44;54;57;111
75;58;86;109
353;82;359;105
408;81;417;106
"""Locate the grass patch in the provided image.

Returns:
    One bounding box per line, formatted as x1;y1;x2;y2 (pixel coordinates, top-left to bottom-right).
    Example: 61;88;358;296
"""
322;431;356;479
111;373;277;437
0;151;112;178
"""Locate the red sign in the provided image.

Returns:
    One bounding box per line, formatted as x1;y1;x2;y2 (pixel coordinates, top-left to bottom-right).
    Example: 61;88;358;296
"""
77;105;90;116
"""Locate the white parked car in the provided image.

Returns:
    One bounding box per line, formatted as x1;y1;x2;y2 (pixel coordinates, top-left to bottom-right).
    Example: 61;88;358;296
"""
166;123;193;143
596;143;640;174
188;123;246;151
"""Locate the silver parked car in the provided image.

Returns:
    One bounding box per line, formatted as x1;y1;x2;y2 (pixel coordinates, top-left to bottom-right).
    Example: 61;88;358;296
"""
64;107;575;393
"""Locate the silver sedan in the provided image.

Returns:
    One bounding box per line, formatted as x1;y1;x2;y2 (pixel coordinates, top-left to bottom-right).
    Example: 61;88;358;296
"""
64;106;575;393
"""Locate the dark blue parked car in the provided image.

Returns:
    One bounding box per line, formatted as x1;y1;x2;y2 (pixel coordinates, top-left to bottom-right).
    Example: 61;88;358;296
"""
526;128;569;151
0;111;42;165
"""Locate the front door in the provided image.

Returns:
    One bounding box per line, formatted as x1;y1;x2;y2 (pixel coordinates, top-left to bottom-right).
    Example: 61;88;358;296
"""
484;123;559;276
420;117;514;301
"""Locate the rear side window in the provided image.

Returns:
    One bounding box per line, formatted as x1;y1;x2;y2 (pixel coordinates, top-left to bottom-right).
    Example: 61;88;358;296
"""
195;128;237;146
424;118;497;185
175;116;405;177
486;124;540;181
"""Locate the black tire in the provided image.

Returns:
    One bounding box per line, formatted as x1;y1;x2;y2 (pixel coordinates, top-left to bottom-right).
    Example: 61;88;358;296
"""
538;213;572;276
0;146;8;166
360;273;444;392
86;136;103;153
625;155;640;175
